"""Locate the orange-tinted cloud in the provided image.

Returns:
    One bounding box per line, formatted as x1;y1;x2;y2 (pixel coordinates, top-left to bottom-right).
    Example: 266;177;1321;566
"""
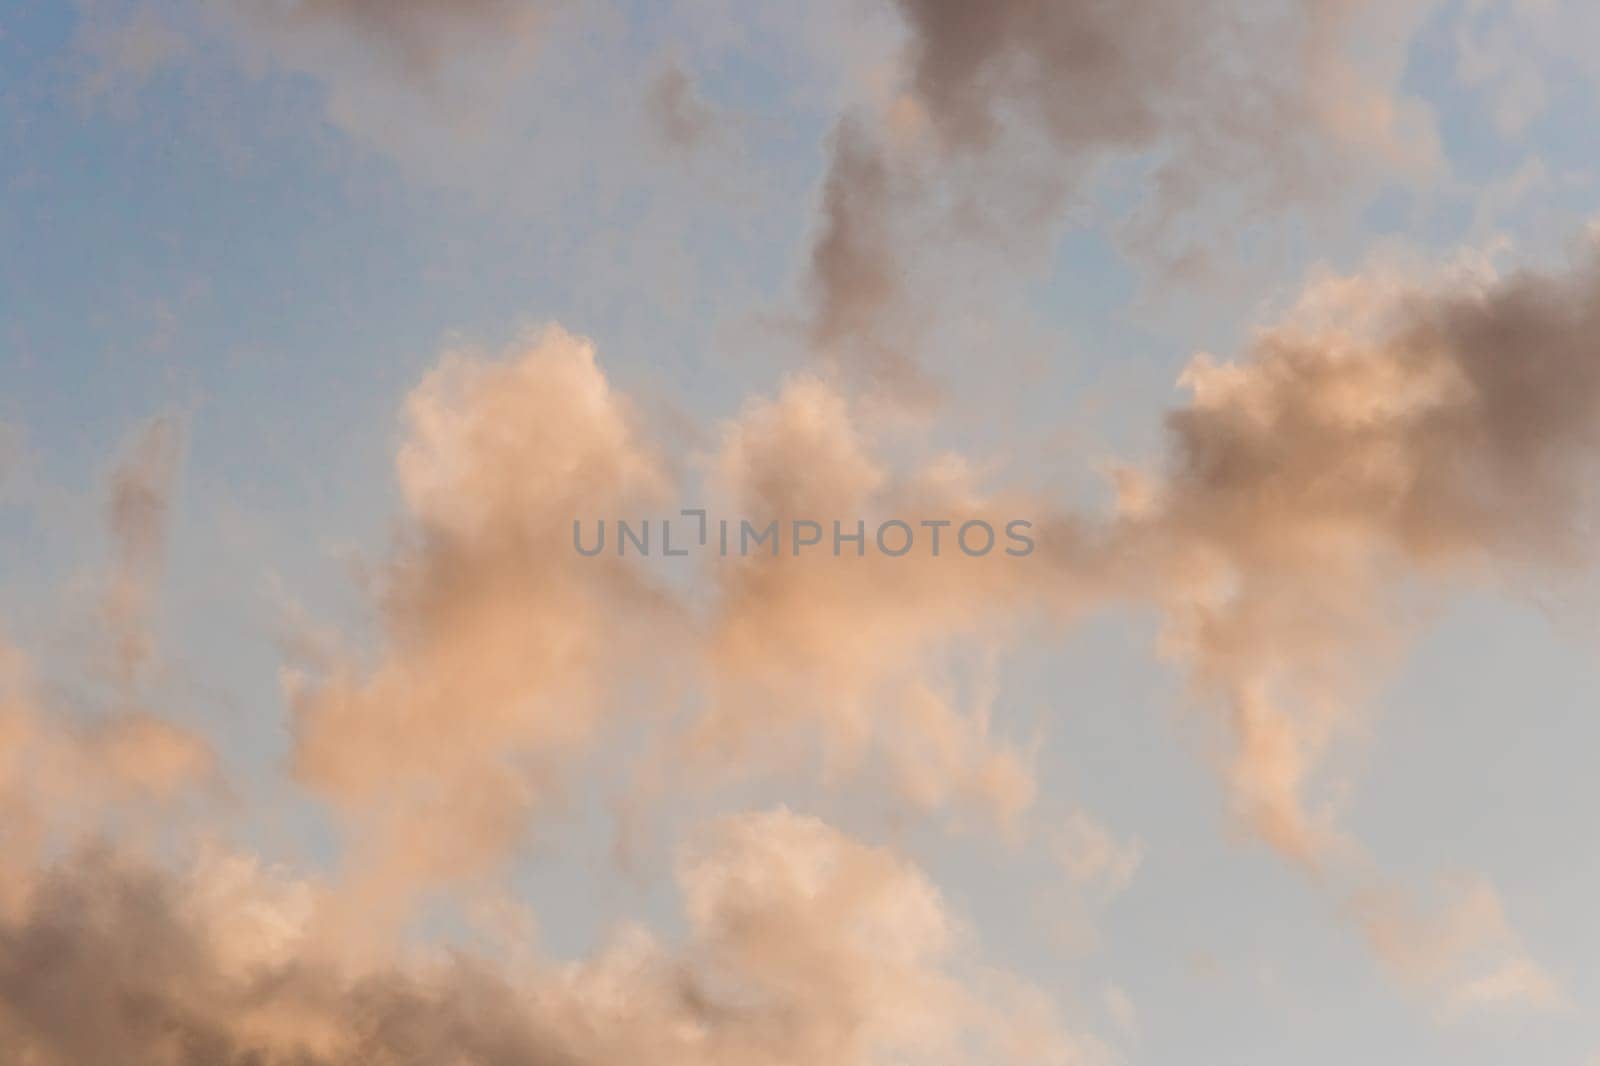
682;374;1100;832
0;634;215;915
1130;248;1600;859
0;810;1102;1066
287;327;688;894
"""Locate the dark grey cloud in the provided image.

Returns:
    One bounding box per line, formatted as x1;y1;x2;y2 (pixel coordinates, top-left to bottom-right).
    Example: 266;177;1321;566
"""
803;0;1438;388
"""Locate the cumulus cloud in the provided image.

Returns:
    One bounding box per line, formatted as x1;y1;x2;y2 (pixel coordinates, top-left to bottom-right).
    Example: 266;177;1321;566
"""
285;327;688;900
17;0;1600;1050
267;282;1595;1026
670;809;1101;1064
0;810;1102;1066
276;328;1082;902
1123;246;1600;860
674;374;1105;833
693;230;1600;866
7;239;1596;1053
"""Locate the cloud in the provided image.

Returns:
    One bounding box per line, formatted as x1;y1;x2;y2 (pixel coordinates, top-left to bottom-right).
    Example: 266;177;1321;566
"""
0;810;1103;1066
0;633;216;912
286;327;687;896
890;0;1211;152
528;240;1600;874
7;237;1598;1050
805;122;924;392
888;0;1437;186
653;241;1600;999
672;374;1104;833
278;330;1085;898
0;423;217;919
17;0;1600;1045
1123;245;1600;861
1353;874;1567;1017
801;0;1442;387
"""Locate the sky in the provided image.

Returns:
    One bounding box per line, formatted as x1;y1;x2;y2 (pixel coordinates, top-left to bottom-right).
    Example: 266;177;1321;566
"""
2;0;1600;1063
